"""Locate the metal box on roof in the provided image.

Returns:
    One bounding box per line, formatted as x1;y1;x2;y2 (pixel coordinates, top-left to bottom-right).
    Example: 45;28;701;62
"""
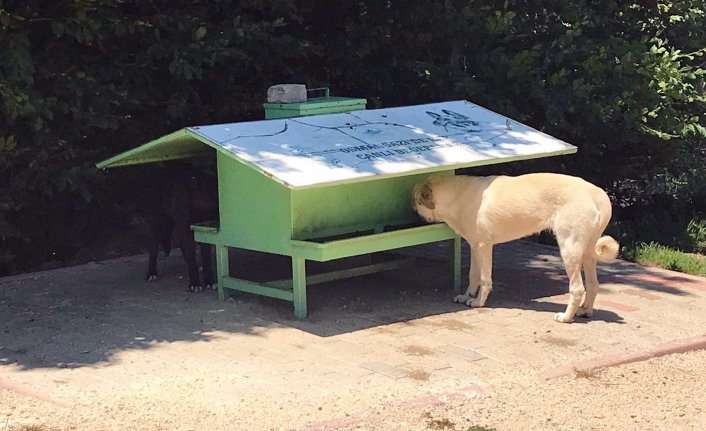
97;97;577;318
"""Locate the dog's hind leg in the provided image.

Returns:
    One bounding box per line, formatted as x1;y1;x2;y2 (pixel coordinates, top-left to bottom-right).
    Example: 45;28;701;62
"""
554;238;586;323
577;255;599;318
180;233;203;292
146;247;160;282
146;215;173;282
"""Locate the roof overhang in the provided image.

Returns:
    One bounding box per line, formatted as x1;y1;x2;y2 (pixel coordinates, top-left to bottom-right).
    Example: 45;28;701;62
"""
95;129;215;169
96;100;578;189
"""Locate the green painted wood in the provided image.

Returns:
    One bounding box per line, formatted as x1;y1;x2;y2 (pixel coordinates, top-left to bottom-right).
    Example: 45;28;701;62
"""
290;223;457;262
221;276;294;301
192;222;219;242
292;257;307;318
96;129;213;168
216;243;229;301
216;152;293;255
307;257;416;284
291;173;437;240
266;257;416;290
263;97;367;120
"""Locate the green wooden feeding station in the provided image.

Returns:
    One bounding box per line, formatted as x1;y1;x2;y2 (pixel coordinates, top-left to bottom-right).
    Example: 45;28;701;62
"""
97;94;577;318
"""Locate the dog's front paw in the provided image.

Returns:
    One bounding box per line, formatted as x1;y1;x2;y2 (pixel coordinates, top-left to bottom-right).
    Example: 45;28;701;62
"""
204;283;217;291
187;284;204;293
146;274;159;282
469;298;485;308
454;294;471;305
453;294;483;308
554;312;574;323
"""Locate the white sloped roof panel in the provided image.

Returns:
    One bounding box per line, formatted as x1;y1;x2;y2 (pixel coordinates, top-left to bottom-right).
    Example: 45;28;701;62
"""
185;100;576;188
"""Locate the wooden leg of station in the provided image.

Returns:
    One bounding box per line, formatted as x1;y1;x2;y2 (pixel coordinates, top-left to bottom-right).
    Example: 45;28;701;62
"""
292;256;308;319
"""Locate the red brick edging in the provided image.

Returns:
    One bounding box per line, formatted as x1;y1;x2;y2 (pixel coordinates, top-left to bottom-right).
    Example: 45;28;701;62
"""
538;334;706;381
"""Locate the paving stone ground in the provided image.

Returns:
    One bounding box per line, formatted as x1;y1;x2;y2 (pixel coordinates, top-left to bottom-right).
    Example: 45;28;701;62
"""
1;239;705;430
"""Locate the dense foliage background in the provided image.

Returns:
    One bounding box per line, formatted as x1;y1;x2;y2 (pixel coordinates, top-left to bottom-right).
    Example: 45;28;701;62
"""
1;0;704;274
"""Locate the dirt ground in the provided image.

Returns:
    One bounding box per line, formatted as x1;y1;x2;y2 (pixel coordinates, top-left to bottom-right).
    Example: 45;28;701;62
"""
2;243;705;431
323;349;706;431
2;350;705;431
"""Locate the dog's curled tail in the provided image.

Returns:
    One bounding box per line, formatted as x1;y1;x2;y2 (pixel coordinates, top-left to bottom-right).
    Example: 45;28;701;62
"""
594;236;619;261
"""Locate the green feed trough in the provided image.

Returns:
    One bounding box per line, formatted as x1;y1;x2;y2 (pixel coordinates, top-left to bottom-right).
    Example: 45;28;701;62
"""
97;96;577;318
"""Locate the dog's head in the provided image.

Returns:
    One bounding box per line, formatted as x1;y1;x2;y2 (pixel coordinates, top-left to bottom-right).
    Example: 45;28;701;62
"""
412;179;438;223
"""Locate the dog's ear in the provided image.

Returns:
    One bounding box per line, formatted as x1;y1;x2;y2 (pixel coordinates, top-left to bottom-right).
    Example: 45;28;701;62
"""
418;182;435;210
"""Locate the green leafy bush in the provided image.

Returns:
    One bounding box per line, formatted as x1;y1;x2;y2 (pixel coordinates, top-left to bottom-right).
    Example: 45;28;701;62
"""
1;1;704;274
687;218;706;253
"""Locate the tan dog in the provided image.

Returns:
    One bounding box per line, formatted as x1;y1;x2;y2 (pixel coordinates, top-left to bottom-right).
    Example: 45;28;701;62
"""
412;173;619;323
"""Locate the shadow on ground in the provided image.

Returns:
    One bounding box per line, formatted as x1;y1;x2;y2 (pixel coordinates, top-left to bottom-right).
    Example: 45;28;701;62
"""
5;239;691;371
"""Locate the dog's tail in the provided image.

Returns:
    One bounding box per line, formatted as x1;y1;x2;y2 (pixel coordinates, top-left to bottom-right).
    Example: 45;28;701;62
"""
594;236;619;261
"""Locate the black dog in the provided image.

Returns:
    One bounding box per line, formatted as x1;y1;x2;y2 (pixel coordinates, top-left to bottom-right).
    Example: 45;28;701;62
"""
145;161;219;292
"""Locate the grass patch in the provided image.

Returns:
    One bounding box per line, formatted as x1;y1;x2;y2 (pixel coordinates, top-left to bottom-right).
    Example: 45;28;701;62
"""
634;242;706;277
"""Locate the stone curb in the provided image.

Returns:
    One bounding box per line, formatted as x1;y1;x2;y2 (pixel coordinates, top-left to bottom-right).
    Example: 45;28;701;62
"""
538;334;706;381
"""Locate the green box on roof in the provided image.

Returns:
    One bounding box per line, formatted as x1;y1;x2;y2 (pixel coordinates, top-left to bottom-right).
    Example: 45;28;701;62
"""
97;89;577;318
263;96;367;119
